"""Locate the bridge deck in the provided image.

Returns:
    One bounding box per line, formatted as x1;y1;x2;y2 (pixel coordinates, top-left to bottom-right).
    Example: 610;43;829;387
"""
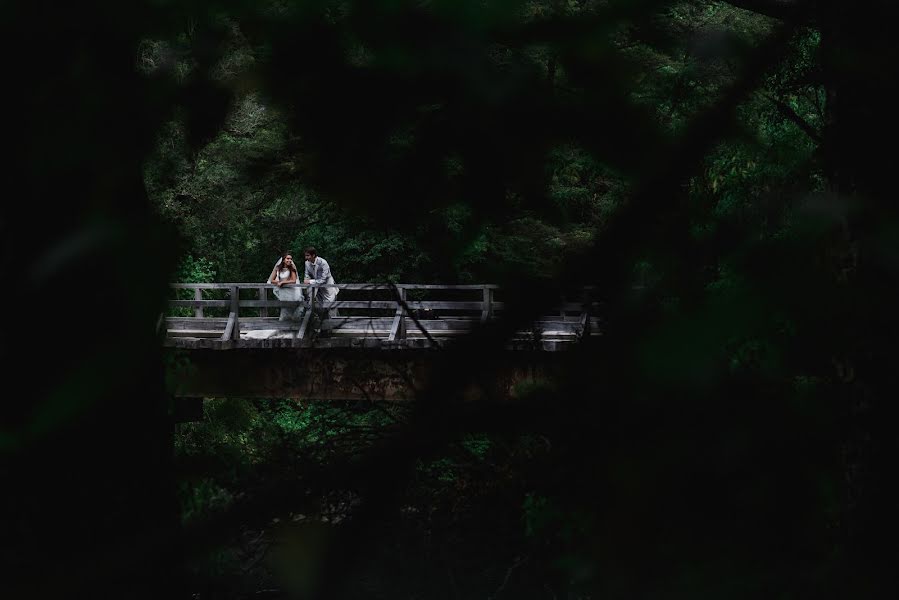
162;283;601;351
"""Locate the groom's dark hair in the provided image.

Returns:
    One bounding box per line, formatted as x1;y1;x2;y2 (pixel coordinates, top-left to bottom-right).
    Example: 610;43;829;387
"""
304;246;317;257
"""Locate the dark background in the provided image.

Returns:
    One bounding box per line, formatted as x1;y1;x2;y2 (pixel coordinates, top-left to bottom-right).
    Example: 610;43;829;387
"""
3;1;897;597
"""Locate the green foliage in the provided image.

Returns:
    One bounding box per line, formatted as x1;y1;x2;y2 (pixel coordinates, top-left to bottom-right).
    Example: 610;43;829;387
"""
175;254;217;283
180;477;236;524
142;1;856;596
168;254;217;316
411;433;493;487
511;377;558;400
147;89;300;281
142;9;637;285
417;456;460;484
548;145;624;226
175;399;400;522
522;492;597;590
522;492;550;538
296;216;428;282
522;492;594;542
460;433;491;460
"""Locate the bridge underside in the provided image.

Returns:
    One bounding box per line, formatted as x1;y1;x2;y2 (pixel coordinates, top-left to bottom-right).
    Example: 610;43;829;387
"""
168;348;567;402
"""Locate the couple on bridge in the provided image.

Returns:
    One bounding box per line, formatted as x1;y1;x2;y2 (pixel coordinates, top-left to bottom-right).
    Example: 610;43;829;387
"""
267;247;338;321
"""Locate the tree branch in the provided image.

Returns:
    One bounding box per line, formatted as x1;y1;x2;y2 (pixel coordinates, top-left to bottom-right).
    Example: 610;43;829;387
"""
488;555;529;600
764;92;823;143
719;0;804;21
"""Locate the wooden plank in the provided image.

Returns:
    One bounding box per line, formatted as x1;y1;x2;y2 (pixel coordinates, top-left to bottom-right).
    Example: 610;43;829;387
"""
169;283;501;290
533;315;584;322
530;330;577;337
164;334;583;351
389;284;500;290
237;300;395;310
405;301;501;311
326;318;583;332
322;321;582;335
330;327;507;338
170;283;596;294
194;288;204;318
238;320;299;331
480;301;597;312
167;330;223;339
163;337;230;350
239;300;306;308
171;283;271;289
169;283;365;290
329;329;390;337
311;301;396;309
169;300;230;308
406;330;472;337
166;317;229;330
302;300;505;311
321;318;396;330
398;319;477;331
226;317;591;333
416;315;480;320
258;287;268;318
221;311;237;341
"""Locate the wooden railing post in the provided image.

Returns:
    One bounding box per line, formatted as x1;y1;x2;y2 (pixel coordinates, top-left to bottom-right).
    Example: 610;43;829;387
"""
194;287;203;318
297;284;314;341
399;287;406;340
579;288;590;337
230;286;240;341
481;286;493;323
389;287;406;341
258;286;268;318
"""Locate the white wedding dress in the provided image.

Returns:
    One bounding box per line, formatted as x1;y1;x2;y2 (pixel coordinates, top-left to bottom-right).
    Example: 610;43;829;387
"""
242;266;305;340
272;268;304;320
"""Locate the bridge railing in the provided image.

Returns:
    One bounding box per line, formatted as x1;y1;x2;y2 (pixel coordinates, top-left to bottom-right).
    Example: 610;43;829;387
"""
164;283;600;347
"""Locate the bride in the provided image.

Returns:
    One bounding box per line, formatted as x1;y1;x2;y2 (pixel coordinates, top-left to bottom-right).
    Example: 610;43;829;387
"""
267;252;304;321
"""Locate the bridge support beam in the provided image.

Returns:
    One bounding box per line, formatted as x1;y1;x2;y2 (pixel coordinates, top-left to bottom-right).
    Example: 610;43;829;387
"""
167;348;564;402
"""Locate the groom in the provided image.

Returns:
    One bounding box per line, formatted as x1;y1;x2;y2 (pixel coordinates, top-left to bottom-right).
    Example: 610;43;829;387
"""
303;246;339;318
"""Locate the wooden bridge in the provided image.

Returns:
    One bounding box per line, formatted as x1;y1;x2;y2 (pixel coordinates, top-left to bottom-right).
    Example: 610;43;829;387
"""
162;283;601;351
163;283;600;402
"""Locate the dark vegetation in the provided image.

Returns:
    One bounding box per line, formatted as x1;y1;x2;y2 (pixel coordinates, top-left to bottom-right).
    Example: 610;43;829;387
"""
4;0;899;598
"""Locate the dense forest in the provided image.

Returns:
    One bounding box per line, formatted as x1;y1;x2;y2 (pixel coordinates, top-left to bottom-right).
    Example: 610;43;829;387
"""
4;0;899;598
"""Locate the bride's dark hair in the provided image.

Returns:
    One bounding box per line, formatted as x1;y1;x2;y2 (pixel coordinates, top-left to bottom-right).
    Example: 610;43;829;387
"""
281;251;298;273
